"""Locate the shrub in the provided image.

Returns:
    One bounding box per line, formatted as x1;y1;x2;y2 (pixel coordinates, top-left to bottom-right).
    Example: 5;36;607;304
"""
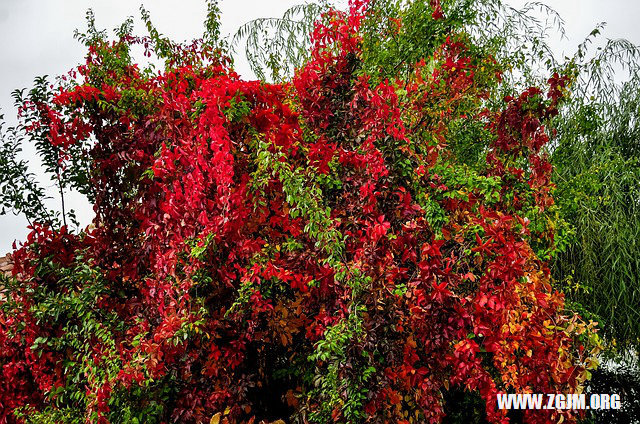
0;1;600;423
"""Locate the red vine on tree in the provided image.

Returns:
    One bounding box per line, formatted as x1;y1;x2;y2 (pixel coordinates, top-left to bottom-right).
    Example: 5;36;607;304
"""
0;1;600;423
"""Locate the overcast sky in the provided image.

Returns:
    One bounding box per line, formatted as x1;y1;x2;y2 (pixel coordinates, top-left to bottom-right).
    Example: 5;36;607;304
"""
1;0;639;254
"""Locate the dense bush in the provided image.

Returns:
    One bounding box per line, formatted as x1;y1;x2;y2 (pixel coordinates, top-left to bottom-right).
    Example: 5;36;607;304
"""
0;1;602;423
235;0;640;353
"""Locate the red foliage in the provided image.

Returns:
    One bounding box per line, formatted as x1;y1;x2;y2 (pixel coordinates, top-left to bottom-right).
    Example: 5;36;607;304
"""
0;2;597;423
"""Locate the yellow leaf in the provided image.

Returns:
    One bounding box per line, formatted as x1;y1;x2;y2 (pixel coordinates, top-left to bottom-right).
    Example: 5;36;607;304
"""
210;412;221;424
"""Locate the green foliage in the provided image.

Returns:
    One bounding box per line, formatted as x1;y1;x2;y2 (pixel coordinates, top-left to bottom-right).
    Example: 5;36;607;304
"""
232;2;331;81
2;253;178;423
0;117;56;227
552;76;640;352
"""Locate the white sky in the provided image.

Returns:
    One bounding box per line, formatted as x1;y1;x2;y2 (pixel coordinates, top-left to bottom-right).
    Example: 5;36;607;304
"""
1;0;639;253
